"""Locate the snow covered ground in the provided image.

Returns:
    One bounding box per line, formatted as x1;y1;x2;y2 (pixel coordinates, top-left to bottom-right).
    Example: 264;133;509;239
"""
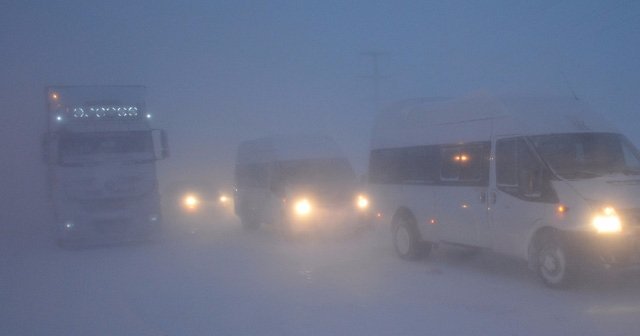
2;218;640;336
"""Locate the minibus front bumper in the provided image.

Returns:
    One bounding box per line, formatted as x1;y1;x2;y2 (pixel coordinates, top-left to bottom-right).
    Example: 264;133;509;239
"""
565;230;640;271
285;207;372;234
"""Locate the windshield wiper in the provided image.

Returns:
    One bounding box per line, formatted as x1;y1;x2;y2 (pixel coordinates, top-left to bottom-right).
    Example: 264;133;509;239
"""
562;170;603;179
617;168;640;176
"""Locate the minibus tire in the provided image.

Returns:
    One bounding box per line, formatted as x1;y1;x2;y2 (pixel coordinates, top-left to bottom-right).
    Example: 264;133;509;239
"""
392;217;430;260
535;232;577;289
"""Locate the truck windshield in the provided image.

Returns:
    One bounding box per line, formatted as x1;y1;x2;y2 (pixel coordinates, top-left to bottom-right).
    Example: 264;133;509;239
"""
59;131;154;164
278;158;356;185
530;133;640;180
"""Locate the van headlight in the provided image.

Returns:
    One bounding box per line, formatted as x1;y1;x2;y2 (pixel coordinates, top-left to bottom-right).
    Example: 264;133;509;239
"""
294;199;312;216
182;193;201;212
591;206;622;234
356;194;369;210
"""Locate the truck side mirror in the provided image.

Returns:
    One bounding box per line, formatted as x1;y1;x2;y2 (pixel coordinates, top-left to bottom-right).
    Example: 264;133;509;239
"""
42;132;58;165
152;129;169;160
161;130;169;159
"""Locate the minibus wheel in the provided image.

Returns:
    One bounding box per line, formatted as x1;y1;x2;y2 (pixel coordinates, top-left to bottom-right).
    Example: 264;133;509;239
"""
535;232;576;289
392;216;430;260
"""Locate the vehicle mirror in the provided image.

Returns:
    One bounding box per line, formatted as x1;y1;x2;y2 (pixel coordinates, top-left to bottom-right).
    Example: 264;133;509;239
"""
42;132;59;165
152;129;169;159
161;130;169;159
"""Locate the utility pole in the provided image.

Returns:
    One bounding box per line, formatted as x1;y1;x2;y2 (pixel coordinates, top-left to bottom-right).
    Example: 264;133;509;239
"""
361;51;388;112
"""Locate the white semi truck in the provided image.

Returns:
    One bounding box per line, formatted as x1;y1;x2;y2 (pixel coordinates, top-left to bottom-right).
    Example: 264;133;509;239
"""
43;85;168;246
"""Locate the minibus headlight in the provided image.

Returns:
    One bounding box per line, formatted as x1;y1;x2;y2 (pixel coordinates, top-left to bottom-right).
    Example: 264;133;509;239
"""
182;193;201;212
294;199;312;216
219;194;230;204
591;206;622;234
356;194;369;210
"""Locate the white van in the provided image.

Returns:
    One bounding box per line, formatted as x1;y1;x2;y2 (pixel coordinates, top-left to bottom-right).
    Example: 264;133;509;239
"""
234;135;371;235
369;96;640;288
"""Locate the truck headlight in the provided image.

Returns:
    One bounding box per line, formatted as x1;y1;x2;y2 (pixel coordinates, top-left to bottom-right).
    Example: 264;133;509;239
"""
356;194;369;210
294;199;312;216
591;206;622;234
219;194;229;204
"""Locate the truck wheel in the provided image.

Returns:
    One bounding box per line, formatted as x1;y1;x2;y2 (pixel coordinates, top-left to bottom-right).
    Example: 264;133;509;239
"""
393;216;430;260
535;232;577;289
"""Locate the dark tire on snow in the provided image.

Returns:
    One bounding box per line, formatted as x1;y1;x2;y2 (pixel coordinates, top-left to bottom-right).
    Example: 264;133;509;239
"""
534;231;578;289
392;215;431;260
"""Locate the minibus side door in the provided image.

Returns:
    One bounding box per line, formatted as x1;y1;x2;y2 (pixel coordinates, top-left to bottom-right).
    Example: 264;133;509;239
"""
436;142;491;247
489;137;556;256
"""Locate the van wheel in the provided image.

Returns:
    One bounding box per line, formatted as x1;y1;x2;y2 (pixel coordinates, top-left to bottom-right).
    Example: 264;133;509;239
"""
535;232;577;289
393;216;430;260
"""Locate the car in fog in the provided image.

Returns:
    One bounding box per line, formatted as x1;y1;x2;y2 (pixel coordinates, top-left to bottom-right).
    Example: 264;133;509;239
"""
234;134;371;236
164;180;234;234
369;96;640;288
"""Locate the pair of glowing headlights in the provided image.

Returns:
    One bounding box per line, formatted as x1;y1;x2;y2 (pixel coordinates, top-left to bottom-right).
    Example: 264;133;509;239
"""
291;194;369;217
181;193;231;212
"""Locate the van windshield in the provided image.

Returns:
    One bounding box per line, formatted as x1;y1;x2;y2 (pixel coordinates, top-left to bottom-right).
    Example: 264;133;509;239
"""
278;157;356;186
530;133;640;179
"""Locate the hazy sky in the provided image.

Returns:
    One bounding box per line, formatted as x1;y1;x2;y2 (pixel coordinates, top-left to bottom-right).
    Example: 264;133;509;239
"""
1;0;639;230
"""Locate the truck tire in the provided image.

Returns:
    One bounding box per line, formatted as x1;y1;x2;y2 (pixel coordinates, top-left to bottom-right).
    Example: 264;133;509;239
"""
392;215;430;260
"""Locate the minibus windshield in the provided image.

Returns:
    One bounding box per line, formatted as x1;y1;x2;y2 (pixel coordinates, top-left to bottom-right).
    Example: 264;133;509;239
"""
530;133;640;179
279;157;356;186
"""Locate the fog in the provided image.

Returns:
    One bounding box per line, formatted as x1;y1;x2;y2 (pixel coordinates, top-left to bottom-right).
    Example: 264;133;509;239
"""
2;1;640;232
2;1;640;335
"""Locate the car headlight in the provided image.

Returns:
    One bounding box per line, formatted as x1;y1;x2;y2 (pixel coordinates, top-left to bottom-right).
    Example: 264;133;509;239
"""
182;193;201;212
356;194;369;210
294;198;312;216
591;206;622;234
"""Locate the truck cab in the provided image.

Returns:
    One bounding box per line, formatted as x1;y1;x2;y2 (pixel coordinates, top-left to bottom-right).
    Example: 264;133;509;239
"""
43;86;168;246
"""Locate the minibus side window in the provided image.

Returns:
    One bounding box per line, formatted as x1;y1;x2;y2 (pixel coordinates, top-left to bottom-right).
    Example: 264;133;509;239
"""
405;146;438;184
440;147;461;181
496;139;518;190
440;143;489;185
518;141;543;198
496;138;556;202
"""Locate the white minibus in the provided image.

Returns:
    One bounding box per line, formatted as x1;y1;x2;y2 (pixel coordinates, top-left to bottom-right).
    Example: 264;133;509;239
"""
369;96;640;288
